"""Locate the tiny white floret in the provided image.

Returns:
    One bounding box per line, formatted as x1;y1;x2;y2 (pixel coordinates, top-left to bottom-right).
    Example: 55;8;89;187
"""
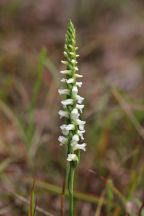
76;95;84;104
75;66;79;71
66;78;75;84
61;60;68;65
61;99;73;107
60;70;71;75
71;134;80;146
64;51;68;57
75;74;83;78
76;119;86;131
72;134;79;142
77;130;85;140
58;89;70;95
71;108;79;120
73;143;86;151
76;82;82;87
76;104;84;113
60;124;75;136
71;59;77;64
72;86;78;96
58;136;68;146
67;153;78;162
58;110;68;118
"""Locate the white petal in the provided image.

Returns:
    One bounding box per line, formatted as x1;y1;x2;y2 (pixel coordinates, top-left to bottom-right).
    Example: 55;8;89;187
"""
76;104;84;113
71;60;77;64
67;153;78;161
61;99;73;107
66;124;75;130
76;119;86;131
71;135;79;147
73;143;86;151
58;136;68;146
75;66;79;71
76;95;84;104
60;70;71;75
72;134;79;142
76;82;82;87
66;78;75;84
71;108;79;120
60;124;74;135
58;89;70;95
76;119;86;125
75;74;83;78
61;60;67;65
64;51;68;56
72;86;78;96
78;130;85;140
58;110;68;118
60;124;69;135
71;141;78;147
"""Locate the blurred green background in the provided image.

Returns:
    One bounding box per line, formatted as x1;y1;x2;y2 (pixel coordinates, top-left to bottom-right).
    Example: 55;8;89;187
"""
1;0;144;215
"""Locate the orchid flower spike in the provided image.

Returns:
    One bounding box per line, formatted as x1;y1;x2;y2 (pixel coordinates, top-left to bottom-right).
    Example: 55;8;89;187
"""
58;20;86;164
58;20;86;216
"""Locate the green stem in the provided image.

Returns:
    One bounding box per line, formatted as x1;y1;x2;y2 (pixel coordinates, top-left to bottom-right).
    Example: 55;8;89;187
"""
68;163;75;216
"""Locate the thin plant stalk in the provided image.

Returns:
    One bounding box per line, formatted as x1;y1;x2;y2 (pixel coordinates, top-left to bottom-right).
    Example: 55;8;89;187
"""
68;163;75;216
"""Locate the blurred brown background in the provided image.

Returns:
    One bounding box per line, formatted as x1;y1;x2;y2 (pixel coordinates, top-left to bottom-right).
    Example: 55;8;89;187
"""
1;0;144;215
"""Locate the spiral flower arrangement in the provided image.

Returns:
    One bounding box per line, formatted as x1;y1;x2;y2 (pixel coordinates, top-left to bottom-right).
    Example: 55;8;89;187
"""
58;20;86;215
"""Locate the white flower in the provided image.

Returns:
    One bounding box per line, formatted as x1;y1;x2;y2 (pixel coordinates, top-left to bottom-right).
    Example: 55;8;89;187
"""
72;86;78;96
58;136;68;146
73;143;86;151
60;124;75;136
75;74;83;78
66;78;75;84
58;89;70;95
75;66;78;71
66;124;75;130
60;70;71;74
61;60;68;65
71;134;80;146
64;51;68;57
77;130;85;140
67;153;78;161
71;59;78;64
58;110;68;118
76;104;84;113
71;108;79;120
76;119;86;130
72;134;79;142
76;95;84;104
61;99;73;107
76;82;82;87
